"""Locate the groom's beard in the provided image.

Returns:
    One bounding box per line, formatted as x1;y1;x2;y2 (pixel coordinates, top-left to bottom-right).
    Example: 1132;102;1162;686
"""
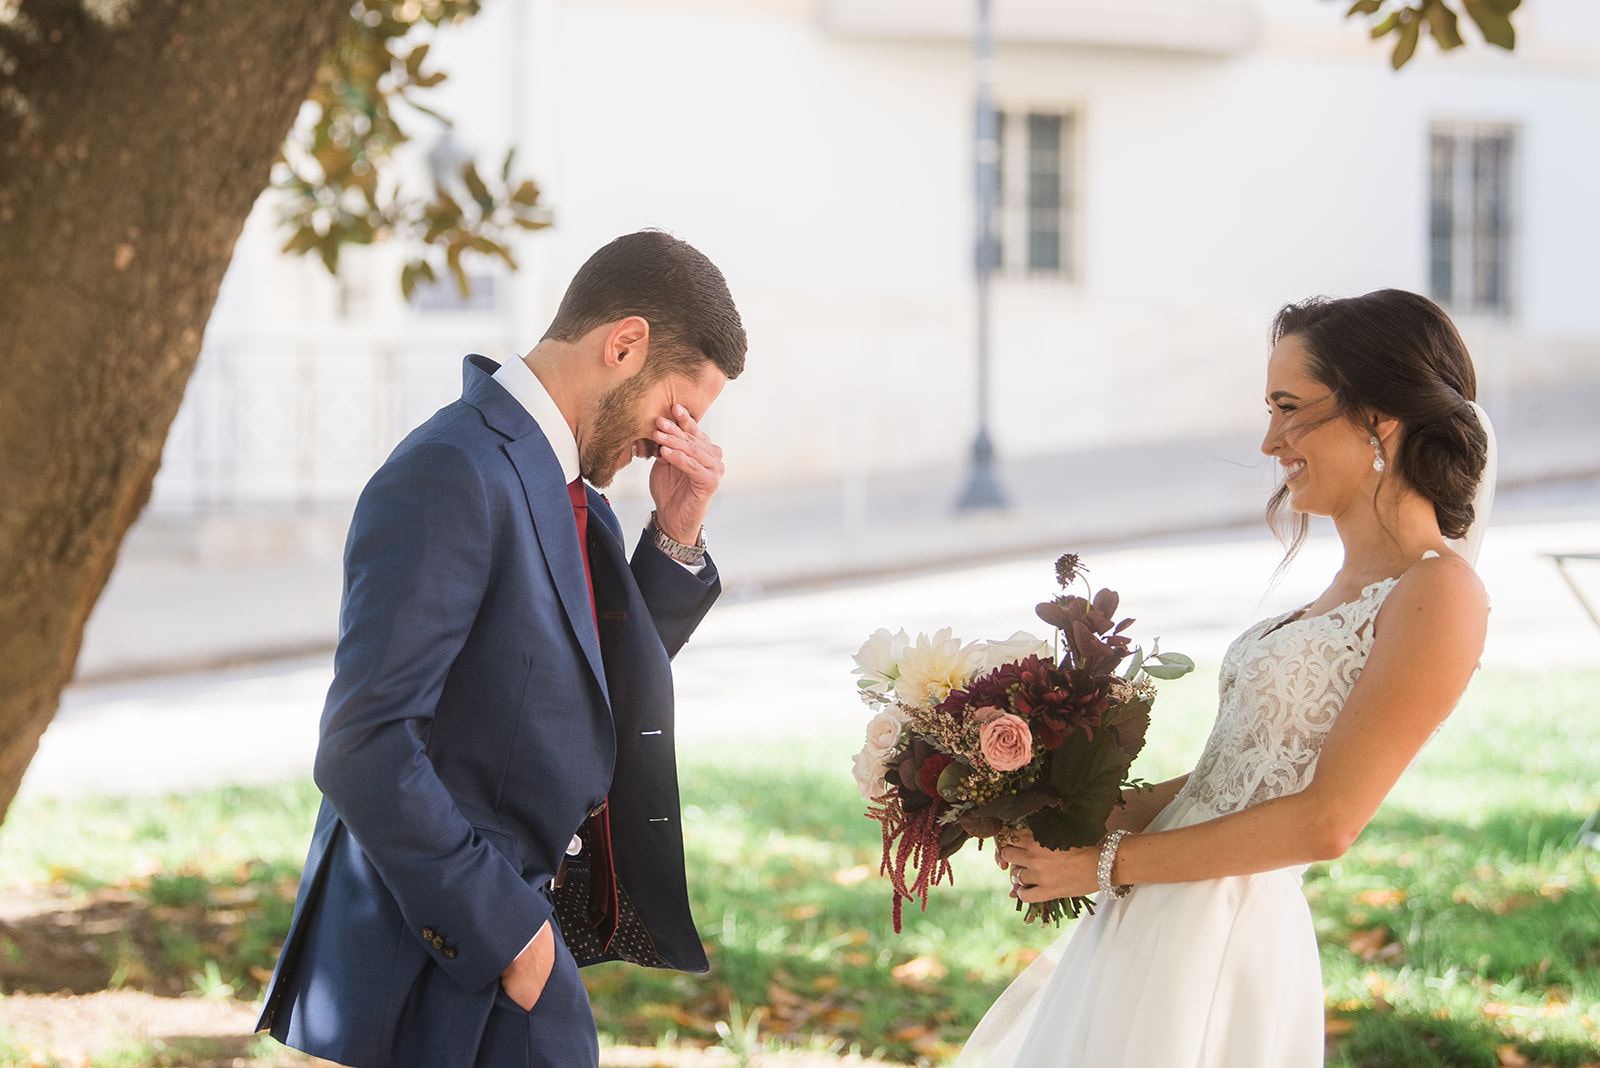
579;372;655;488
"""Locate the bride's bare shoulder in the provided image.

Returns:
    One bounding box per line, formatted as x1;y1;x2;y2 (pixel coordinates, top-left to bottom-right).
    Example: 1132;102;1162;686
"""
1379;552;1488;644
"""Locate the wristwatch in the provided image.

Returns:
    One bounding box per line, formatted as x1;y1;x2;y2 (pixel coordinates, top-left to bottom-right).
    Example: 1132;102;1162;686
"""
649;510;706;564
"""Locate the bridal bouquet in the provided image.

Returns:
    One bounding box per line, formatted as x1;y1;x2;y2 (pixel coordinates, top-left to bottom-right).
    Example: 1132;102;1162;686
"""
851;554;1193;929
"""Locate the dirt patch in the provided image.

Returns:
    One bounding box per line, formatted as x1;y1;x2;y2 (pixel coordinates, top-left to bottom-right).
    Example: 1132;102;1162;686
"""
0;884;894;1067
0;991;890;1067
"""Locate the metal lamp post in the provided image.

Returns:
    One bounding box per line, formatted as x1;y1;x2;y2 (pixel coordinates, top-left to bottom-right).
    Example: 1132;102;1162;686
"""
957;0;1007;512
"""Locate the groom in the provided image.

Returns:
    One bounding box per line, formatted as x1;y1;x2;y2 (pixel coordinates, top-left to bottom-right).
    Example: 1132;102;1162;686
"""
256;231;746;1067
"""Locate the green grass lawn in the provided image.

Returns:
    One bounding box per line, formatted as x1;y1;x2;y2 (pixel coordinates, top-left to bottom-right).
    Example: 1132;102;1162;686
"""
0;667;1597;1065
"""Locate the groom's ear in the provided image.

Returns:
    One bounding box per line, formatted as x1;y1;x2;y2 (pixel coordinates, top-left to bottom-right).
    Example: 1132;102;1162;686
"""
602;316;651;374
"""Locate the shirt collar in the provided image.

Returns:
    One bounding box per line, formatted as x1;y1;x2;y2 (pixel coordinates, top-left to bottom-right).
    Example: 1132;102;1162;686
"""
492;353;580;484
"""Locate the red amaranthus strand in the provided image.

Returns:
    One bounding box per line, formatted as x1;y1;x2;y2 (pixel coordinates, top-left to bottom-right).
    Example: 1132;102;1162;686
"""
870;802;955;933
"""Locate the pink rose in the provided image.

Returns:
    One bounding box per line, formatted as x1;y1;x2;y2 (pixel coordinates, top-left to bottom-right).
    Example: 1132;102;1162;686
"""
979;713;1033;772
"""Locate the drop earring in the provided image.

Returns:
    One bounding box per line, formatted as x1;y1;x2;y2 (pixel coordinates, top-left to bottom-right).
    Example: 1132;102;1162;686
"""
1369;435;1386;474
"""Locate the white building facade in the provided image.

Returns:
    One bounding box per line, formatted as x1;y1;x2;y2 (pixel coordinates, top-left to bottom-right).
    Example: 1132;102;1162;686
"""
152;0;1600;516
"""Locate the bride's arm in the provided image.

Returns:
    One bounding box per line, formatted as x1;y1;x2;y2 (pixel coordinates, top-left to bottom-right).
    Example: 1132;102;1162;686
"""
1002;556;1486;899
1106;775;1189;833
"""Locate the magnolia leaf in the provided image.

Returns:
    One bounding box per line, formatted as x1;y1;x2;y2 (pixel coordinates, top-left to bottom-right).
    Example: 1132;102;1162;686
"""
1347;0;1383;12
511;179;543;207
281;226;323;256
404;42;431;78
513;215;553;231
1391;11;1423;68
317;234;342;274
400;259;434;300
461;162;494;213
1461;0;1516;48
502;147;516;184
1371;9;1402;36
1423;0;1465;48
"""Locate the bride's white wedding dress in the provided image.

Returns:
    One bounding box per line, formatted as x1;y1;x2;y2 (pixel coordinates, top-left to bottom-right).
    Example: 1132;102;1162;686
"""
957;572;1415;1068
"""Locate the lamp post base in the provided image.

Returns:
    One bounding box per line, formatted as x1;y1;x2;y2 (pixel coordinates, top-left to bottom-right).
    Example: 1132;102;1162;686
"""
956;430;1007;512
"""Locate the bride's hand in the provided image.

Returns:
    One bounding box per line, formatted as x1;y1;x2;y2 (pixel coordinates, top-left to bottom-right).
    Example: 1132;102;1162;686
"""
995;829;1100;903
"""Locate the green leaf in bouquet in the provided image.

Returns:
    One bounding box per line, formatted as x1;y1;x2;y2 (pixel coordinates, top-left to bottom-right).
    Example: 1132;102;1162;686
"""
1143;651;1196;680
936;760;973;800
964;789;1056;827
1035;598;1071;631
1030;734;1130;851
961;815;1006;839
937;822;971;860
1104;697;1152;763
1121;647;1145;681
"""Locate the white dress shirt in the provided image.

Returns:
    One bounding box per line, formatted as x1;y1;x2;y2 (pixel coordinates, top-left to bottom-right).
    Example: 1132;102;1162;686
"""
492;353;579;484
489;353;705;573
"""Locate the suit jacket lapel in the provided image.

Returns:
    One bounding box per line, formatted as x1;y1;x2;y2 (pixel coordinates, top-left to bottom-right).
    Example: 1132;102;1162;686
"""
462;356;611;709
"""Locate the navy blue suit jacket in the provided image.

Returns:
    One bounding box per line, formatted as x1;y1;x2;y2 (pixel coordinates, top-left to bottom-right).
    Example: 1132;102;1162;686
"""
257;356;715;1066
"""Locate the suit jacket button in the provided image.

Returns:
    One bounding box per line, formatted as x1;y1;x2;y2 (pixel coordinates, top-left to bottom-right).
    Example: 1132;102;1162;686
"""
422;926;436;941
433;936;446;949
443;946;458;959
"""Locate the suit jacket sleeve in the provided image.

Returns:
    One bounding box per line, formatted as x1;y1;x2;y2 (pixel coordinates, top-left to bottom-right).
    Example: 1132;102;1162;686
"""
630;527;720;657
313;439;550;995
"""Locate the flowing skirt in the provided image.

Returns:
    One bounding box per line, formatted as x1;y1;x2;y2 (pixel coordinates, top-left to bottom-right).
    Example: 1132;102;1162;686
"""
955;795;1325;1068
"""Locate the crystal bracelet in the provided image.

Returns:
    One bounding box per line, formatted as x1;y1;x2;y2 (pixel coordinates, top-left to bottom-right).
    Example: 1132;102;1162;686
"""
1097;829;1132;899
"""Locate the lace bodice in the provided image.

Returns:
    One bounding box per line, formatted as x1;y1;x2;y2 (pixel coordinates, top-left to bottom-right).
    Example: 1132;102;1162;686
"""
1174;576;1401;820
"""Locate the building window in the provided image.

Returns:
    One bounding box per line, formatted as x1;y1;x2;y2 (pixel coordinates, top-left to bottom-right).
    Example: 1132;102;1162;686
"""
998;109;1076;279
1429;124;1514;315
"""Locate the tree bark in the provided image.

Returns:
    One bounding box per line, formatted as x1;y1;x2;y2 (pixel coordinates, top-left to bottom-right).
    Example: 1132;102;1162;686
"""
0;0;350;820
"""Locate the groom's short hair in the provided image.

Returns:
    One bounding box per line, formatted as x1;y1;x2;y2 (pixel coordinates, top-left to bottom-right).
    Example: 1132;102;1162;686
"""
543;231;747;381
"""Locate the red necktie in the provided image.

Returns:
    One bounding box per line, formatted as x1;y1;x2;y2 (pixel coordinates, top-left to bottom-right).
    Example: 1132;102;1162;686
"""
569;478;619;950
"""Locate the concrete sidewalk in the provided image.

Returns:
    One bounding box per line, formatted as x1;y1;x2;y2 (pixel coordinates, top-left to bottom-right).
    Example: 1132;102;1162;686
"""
75;379;1600;681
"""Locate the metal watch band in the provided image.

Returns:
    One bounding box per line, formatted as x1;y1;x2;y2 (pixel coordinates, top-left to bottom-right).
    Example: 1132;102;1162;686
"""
649;510;706;564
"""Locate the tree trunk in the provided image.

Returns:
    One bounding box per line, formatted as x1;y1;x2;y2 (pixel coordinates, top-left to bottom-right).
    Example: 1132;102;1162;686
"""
0;0;350;821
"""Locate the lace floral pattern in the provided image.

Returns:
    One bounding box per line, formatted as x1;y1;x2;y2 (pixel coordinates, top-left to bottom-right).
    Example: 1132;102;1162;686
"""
1175;577;1401;820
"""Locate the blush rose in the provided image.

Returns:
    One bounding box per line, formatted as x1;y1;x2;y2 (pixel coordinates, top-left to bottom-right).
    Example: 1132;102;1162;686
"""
978;713;1033;772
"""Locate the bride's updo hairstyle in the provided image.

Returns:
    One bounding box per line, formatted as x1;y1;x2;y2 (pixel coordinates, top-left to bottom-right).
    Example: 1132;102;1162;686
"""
1267;288;1489;557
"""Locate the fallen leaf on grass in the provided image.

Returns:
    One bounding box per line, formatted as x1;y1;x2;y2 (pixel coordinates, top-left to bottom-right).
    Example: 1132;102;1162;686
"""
1495;1044;1530;1067
1323;1017;1357;1036
891;956;947;985
1344;927;1403;962
767;982;806;1009
1492;893;1539;915
1354;887;1406;907
832;865;872;886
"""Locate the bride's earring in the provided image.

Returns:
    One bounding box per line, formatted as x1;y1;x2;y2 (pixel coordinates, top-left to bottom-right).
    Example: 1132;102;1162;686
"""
1369;435;1386;474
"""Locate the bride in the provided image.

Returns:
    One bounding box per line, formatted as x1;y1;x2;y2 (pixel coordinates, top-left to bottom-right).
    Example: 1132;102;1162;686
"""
958;289;1495;1068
